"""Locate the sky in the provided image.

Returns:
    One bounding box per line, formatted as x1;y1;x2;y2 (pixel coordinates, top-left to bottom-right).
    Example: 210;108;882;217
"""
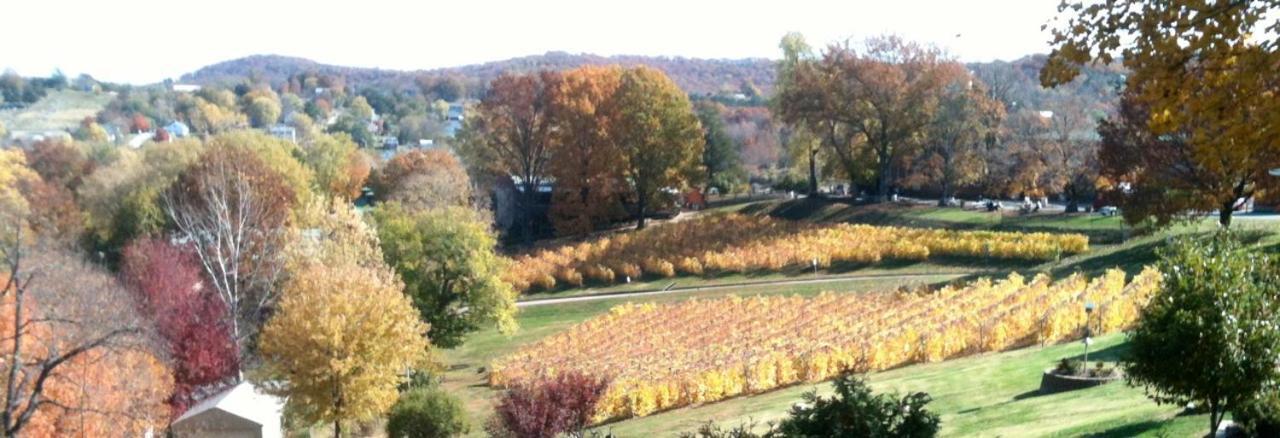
1;0;1064;84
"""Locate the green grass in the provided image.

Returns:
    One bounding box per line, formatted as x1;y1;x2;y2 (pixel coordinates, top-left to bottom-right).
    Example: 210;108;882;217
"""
598;334;1209;437
0;89;113;132
743;198;1131;243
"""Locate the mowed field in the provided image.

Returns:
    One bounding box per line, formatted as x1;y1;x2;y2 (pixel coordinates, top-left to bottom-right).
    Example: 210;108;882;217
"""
0;89;113;132
437;203;1280;437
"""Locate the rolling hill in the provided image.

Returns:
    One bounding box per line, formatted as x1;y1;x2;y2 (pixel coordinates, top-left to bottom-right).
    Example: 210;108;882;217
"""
179;52;777;97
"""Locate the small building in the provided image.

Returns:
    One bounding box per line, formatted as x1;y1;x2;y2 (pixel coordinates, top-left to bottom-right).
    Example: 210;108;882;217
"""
172;84;202;93
128;132;155;149
268;124;297;143
166;121;191;138
171;381;284;438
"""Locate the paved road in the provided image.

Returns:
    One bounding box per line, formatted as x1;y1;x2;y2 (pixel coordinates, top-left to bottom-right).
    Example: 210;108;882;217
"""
515;271;972;308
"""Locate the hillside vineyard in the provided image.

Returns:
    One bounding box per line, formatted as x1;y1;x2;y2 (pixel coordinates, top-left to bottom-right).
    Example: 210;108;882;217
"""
505;215;1090;292
490;267;1161;421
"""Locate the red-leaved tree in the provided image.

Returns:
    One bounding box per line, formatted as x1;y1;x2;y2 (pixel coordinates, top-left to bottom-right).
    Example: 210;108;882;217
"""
489;372;609;438
121;238;239;418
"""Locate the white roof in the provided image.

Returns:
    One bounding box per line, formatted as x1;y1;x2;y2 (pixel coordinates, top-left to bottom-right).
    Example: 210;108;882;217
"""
128;132;155;148
173;381;284;438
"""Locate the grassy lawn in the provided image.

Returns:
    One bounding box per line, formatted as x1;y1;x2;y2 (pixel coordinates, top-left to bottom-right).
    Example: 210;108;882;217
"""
0;89;113;132
597;333;1209;437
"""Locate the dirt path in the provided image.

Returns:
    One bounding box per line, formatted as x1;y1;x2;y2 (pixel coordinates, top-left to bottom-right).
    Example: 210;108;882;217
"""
515;271;972;307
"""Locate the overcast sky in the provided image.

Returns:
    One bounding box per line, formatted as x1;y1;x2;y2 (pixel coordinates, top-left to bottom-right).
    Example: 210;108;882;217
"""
1;0;1063;84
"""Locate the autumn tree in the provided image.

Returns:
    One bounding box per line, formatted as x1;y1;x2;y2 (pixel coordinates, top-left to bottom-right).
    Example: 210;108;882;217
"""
165;144;296;358
131;113;152;133
79;138;204;263
463;72;559;243
257;199;430;438
912;78;1003;205
779;35;965;201
73;117;108;143
1043;0;1280;227
374;149;473;211
369;203;517;348
205;131;314;201
301;133;371;200
1041;94;1101;212
121;238;239;418
613;67;703;228
0;236;171;436
696;101;744;194
22;140;92;192
243;89;283;128
546;66;625;236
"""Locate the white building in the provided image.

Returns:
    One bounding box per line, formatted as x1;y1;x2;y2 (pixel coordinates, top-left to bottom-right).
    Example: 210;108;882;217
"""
171;382;284;438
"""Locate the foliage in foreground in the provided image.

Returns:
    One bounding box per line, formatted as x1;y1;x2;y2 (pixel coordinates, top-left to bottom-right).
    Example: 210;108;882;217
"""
679;375;938;438
492;268;1160;421
488;371;609;438
385;385;471;438
1125;233;1280;434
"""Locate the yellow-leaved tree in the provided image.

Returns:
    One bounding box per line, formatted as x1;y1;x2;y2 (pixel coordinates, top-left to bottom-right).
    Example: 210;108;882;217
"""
256;198;432;437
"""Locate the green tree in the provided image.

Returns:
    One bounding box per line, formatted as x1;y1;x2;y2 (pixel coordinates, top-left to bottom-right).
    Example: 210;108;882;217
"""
695;102;743;194
369;203;517;348
776;374;939;438
385;386;471;438
614;67;703;228
1125;234;1280;434
774;32;820;195
350;95;375;121
301;133;370;199
244;91;282;128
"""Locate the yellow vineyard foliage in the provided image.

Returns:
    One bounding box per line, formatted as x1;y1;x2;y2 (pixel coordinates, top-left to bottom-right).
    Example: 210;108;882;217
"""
490;267;1161;422
504;214;1089;292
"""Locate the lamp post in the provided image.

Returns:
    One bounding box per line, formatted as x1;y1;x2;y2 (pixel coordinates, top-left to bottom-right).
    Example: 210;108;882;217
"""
1083;302;1096;364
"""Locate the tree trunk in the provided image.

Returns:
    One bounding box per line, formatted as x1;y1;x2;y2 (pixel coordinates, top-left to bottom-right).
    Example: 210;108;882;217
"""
636;193;647;230
807;146;819;196
521;184;537;245
334;420;341;438
1219;202;1234;228
938;177;951;207
876;146;892;203
1208;400;1222;437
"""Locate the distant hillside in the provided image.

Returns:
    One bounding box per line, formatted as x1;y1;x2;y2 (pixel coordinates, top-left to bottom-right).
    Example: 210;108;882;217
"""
180;53;777;97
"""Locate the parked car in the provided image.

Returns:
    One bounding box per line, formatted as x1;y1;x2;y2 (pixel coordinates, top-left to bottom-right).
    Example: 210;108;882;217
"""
1098;206;1119;216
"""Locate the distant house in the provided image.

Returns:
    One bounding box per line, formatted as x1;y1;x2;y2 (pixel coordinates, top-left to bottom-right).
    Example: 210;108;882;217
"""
128;132;155;149
381;136;399;149
172;84;202;93
165;121;191;138
417;139;435;148
171;381;284;438
268;124;297;143
444;120;462;138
